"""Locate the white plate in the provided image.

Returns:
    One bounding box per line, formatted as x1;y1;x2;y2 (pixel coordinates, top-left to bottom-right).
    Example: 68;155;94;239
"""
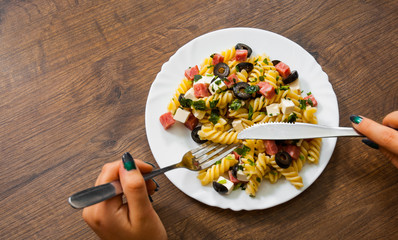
145;27;339;211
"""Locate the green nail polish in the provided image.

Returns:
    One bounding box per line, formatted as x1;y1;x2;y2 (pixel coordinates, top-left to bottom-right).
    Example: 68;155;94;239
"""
350;115;362;124
362;138;379;149
122;152;136;171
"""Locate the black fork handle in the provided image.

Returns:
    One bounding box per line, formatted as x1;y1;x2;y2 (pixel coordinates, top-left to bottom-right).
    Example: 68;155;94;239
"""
68;163;178;209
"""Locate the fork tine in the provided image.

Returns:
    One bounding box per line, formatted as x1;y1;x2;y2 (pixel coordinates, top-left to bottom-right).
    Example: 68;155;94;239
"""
190;141;216;154
199;143;241;170
191;142;220;158
196;143;229;163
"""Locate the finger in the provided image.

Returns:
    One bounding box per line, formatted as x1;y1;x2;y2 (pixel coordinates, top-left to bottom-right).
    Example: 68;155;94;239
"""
128;159;158;195
94;161;124;210
380;148;398;169
82;161;123;230
382;111;398;129
146;179;158;195
351;115;398;154
119;153;154;223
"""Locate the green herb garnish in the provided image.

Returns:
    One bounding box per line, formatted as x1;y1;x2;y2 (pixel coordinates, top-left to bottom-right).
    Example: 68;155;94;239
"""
209;99;219;109
218;179;227;184
235;145;251;157
229;99;242;111
178;95;192;108
248;105;254;120
287;112;297;123
245;85;259;95
192;100;206;110
193;75;202;82
209;109;220;124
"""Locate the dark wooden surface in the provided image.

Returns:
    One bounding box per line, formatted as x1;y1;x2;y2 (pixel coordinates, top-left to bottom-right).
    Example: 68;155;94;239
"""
1;0;397;239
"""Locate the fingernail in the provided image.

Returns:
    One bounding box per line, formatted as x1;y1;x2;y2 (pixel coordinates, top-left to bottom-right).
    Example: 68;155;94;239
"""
362;138;379;149
350;115;362;124
122;152;136;171
148;194;153;203
145;161;156;168
152;179;160;192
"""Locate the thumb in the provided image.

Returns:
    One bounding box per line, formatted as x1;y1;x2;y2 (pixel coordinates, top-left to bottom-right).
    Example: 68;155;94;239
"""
119;152;153;222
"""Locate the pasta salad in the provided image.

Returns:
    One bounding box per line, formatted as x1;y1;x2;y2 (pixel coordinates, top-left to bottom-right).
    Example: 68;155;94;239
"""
159;44;321;197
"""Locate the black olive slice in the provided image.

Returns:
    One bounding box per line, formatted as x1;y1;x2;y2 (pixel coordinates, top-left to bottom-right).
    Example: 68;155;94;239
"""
236;62;254;73
282;70;298;84
230;164;239;179
191;126;207;144
212;181;228;194
233;82;251;100
213;63;230;78
272;60;280;66
275;151;292;169
235;43;252;57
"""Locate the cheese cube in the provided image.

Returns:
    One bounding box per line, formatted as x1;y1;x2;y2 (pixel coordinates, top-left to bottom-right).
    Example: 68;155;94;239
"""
236;169;250;182
232;119;245;133
288;79;300;91
215;176;234;194
192;109;205;120
209;78;227;95
183;88;197;101
194;75;213;86
173;108;191;123
266;103;280;117
280;98;295;115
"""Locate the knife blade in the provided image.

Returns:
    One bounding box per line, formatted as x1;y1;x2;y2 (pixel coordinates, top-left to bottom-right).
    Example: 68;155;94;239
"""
237;122;362;140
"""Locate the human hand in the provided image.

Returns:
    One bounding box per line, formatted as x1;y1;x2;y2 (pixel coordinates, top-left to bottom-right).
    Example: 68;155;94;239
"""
350;111;398;168
82;153;167;240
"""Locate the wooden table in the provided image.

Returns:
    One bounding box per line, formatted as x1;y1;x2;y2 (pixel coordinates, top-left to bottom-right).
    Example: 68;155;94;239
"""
1;0;397;239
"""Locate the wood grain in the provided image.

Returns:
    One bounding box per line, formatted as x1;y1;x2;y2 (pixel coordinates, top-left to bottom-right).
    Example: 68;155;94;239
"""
1;0;397;239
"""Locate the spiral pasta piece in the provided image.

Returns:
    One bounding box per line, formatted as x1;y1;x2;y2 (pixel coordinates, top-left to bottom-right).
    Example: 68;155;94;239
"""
307;138;322;163
245;175;262;197
221;47;236;62
201;90;234;109
198;125;239;144
167;78;192;113
269;155;304;189
197;154;238;185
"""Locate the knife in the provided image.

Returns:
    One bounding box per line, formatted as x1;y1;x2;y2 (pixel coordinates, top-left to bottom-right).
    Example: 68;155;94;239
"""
237;122;362;140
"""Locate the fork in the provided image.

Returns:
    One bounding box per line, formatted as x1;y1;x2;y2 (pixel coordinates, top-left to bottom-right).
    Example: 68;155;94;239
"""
68;141;240;209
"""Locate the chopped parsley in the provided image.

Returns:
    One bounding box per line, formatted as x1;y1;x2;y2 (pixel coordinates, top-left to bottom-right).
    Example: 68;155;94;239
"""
209;109;220;124
307;98;314;107
192;100;206;110
207;65;214;69
299;99;307;110
218;179;227;184
178;95;192;108
209;99;219;109
256;177;261;182
259;76;265;81
215;79;222;85
235;145;251;157
263;58;269;65
193;75;202;82
214;160;222;165
248;105;254;120
287;112;297;123
245;85;259;95
247;159;255;166
229;99;242;111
